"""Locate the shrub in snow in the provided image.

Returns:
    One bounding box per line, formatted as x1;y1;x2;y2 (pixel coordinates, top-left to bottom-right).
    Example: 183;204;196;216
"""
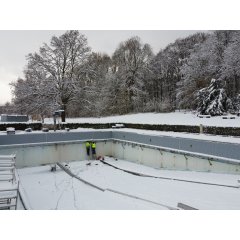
231;94;240;113
6;127;15;134
25;128;32;132
0;122;42;131
196;78;233;116
143;98;172;113
112;124;125;128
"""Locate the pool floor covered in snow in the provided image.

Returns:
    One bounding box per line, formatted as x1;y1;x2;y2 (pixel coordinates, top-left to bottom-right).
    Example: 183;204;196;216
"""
17;157;240;210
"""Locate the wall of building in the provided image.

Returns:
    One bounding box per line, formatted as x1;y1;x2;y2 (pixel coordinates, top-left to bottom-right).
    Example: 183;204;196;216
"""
1;114;29;122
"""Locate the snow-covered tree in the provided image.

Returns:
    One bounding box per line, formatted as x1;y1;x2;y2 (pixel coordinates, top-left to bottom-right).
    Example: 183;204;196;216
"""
197;78;232;116
24;30;91;120
112;36;153;114
68;52;112;117
221;31;240;99
0;102;15;115
145;50;174;112
11;76;58;121
149;32;208;111
178;31;235;109
10;30;240;117
100;68;122;115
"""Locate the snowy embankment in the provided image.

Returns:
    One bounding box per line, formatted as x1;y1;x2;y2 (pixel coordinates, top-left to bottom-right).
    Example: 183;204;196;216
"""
17;158;240;210
45;112;240;127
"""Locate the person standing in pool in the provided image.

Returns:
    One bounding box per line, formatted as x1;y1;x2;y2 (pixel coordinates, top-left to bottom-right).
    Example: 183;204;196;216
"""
91;141;96;159
85;141;91;159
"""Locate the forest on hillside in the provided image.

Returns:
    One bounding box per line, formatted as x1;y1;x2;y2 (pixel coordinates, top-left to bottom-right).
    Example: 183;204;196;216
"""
5;30;240;118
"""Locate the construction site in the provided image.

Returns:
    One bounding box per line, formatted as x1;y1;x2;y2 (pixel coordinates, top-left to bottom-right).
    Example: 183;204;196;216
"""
0;128;240;210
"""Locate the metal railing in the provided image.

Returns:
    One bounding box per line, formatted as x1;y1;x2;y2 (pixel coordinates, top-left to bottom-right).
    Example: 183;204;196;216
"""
0;155;19;210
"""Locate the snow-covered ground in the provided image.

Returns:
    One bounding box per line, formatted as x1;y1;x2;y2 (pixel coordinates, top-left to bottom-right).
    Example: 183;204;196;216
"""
17;158;240;210
44;112;240;127
1;112;240;127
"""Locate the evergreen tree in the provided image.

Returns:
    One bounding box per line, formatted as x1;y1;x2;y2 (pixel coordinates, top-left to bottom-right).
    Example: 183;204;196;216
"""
197;78;232;116
179;31;235;110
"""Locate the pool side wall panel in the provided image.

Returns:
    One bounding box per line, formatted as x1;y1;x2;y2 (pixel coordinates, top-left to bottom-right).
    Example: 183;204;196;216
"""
111;141;240;174
0;141;112;168
0;130;239;174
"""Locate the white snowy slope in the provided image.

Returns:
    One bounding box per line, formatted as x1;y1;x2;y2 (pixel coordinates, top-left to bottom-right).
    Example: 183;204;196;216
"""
17;159;240;210
44;112;240;127
1;112;239;127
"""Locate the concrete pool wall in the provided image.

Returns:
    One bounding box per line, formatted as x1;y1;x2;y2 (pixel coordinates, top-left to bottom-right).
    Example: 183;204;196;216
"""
0;130;239;174
0;141;112;168
112;140;240;174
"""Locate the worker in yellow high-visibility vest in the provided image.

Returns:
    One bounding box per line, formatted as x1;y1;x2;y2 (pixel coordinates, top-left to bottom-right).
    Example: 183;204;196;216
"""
85;141;91;157
91;141;96;159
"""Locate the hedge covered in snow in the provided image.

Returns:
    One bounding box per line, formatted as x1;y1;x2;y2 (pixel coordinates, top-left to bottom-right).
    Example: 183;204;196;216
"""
0;122;42;131
1;122;240;136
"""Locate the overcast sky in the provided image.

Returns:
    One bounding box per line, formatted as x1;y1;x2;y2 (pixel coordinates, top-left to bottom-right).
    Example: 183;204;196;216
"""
0;30;206;105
